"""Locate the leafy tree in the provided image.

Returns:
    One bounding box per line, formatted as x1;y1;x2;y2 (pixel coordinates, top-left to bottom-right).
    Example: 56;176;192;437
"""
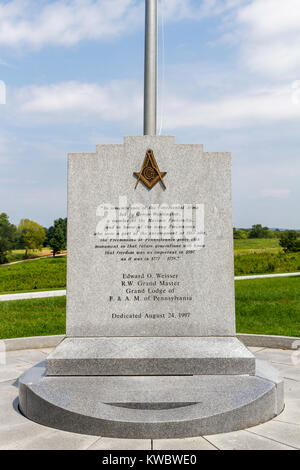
18;219;46;257
43;227;49;247
49;223;65;257
249;224;271;239
44;226;53;247
14;231;25;249
58;217;67;245
233;228;248;239
48;218;67;256
0;213;16;264
279;230;300;252
268;229;281;239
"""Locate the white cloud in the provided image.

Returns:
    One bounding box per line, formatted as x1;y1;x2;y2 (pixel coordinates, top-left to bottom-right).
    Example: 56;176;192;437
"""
245;42;300;78
161;0;246;21
238;0;300;38
236;0;300;77
0;0;247;49
16;80;142;121
0;133;8;154
9;79;300;130
3;1;300;132
0;0;299;82
0;0;143;48
260;189;291;199
164;84;300;129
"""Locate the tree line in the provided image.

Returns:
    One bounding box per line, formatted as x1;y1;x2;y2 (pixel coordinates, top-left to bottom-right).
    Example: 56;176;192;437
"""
233;224;283;240
0;213;67;264
234;224;300;252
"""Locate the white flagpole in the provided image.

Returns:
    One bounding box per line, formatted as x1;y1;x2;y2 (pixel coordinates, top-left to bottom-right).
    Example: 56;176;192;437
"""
144;0;157;136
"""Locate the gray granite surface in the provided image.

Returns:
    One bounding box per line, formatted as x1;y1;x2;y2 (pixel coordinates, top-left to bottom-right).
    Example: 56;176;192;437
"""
19;359;283;439
67;137;235;337
46;336;255;376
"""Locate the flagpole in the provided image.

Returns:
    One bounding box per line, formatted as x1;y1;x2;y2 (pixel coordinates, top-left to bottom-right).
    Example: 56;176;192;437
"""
144;0;157;136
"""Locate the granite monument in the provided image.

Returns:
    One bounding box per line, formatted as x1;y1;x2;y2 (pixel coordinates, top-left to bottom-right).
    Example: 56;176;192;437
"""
19;0;284;438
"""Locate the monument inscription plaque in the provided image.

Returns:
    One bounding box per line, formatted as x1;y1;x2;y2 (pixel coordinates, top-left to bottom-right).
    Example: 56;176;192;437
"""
67;136;234;338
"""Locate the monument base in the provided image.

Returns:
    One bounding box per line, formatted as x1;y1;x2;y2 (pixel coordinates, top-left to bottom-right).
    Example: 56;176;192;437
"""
46;336;255;376
19;359;283;438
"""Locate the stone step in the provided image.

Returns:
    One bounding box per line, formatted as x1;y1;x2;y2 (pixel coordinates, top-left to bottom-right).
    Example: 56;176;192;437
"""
19;360;283;439
46;336;255;376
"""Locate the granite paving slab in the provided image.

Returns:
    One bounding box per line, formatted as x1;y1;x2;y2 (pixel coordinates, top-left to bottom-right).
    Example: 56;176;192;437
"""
87;438;151;450
255;348;297;366
247;421;300;449
153;437;217;450
272;364;300;382
204;430;296;450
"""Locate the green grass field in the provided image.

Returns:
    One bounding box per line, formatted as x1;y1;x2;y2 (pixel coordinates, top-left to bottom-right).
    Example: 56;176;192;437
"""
0;296;66;339
6;250;27;263
235;276;300;337
0;257;66;294
234;252;300;275
234;238;281;253
234;238;300;275
0;277;299;339
5;247;54;263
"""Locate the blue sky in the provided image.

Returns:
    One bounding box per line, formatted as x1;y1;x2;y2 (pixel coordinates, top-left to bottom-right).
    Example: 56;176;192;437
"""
0;0;300;228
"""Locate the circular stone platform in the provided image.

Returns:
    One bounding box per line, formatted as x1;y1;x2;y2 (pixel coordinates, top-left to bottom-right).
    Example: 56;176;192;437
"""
18;359;284;439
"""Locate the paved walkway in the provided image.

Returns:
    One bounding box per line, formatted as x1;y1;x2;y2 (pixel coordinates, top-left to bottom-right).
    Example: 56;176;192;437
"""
0;346;299;450
1;272;300;302
235;272;300;281
1;253;66;267
0;290;66;302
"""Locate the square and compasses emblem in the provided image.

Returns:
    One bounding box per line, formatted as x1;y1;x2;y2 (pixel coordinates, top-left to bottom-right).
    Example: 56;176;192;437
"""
134;149;167;190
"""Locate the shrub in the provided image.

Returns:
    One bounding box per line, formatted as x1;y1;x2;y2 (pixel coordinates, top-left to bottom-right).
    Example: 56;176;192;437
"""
279;230;300;253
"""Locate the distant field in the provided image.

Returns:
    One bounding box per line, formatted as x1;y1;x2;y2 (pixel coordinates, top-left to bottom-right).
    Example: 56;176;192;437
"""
0;257;66;294
6;247;55;263
234;252;300;276
234;238;281;254
234;238;300;275
0;276;299;339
